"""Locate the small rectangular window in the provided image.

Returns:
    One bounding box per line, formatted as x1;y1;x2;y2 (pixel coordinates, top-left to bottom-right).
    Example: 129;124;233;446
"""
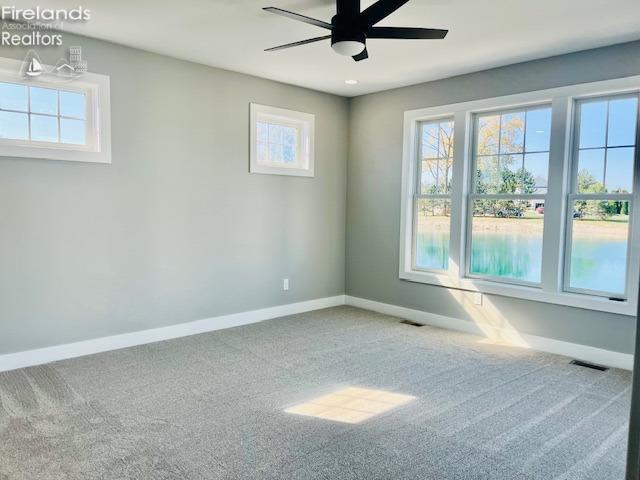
0;82;86;145
565;94;638;298
250;103;314;177
413;118;454;272
468;105;552;284
0;57;110;163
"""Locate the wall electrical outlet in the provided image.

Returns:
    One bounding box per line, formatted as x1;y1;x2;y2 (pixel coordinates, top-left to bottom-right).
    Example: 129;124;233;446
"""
472;292;483;305
283;278;289;291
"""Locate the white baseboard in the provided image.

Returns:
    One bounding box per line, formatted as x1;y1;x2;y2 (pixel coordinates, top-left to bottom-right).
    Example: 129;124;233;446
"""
345;295;633;370
2;293;632;373
0;295;346;373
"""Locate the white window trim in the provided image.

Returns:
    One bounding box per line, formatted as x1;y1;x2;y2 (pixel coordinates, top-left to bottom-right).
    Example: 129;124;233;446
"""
249;103;314;177
0;57;111;164
400;75;640;316
412;117;455;273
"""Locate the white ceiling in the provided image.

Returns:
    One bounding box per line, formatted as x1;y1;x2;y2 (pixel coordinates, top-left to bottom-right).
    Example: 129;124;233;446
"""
14;0;640;96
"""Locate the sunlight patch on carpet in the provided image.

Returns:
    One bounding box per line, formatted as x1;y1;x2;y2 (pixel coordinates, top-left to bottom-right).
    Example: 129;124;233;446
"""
285;387;415;424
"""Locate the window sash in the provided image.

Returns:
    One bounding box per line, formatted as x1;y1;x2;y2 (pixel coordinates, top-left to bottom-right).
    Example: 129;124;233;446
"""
412;118;454;272
563;197;634;298
562;92;640;298
464;194;547;287
0;77;96;153
465;106;551;285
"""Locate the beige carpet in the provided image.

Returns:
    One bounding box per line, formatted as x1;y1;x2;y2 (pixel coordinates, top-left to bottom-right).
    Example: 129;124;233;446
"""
0;306;631;479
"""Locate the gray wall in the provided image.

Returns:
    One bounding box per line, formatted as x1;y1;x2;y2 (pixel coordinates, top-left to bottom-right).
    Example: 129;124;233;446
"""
346;40;640;355
0;34;349;355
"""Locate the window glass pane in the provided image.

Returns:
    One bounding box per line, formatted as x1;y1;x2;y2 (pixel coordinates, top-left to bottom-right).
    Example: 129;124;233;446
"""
605;147;634;193
500;111;525;154
60;118;85;145
524;153;549;194
0;82;28;111
283;126;297;147
421;122;439;159
30;87;58;115
0;111;28;139
470;199;544;283
59;90;85;119
421;159;438;194
257;122;299;166
525;108;552;152
477;115;499;155
257;122;268;143
569;200;629;295
415;199;450;271
268;124;283;144
579;101;607;148
421;158;453;194
476;156;500;193
438;157;453;194
283;144;296;164
576;149;605;193
269;143;283;163
439;120;454;158
257;142;268;163
30;114;58;142
498;154;525;194
607;97;637;147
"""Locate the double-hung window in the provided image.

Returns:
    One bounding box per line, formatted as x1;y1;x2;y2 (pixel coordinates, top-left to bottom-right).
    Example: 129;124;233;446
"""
468;106;551;285
565;94;638;298
413;118;454;271
400;76;640;315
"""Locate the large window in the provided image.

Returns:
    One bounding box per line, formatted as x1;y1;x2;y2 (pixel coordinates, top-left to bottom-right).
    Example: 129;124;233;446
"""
565;94;638;298
413;118;454;271
469;106;551;284
399;76;640;315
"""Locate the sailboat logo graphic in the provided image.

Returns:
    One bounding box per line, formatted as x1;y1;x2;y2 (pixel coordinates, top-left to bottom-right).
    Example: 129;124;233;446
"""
25;56;43;77
19;48;86;82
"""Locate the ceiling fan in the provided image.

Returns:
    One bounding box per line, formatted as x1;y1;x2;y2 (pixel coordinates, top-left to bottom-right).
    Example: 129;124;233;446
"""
263;0;448;62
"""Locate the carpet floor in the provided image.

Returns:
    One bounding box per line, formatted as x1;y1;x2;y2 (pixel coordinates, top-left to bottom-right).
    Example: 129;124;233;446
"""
0;306;631;479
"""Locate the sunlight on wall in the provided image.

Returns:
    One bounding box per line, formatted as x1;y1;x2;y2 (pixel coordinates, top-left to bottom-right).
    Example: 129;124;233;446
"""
448;288;529;347
444;262;530;348
285;387;415;424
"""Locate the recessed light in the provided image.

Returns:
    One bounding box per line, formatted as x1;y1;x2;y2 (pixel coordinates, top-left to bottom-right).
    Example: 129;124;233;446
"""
345;79;358;85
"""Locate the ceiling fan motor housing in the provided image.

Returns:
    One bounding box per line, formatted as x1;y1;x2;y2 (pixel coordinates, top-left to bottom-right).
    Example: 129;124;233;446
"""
331;16;366;48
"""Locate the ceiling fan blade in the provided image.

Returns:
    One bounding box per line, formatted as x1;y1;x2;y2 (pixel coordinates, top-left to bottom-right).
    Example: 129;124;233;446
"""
263;7;333;30
337;0;361;16
360;0;410;26
368;27;448;39
352;48;369;62
265;35;332;52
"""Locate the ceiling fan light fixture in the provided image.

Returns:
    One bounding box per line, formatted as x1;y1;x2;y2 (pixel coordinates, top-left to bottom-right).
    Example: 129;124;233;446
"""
331;40;365;57
263;1;449;62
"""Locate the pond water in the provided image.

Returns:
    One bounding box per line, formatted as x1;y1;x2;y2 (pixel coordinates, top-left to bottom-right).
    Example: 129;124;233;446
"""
416;232;627;295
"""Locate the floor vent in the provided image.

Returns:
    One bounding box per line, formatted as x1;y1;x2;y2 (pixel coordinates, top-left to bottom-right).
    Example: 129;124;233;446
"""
399;319;424;327
570;359;609;372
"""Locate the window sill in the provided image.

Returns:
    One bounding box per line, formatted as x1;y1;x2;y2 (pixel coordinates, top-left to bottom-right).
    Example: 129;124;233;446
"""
399;269;637;316
0;142;110;164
